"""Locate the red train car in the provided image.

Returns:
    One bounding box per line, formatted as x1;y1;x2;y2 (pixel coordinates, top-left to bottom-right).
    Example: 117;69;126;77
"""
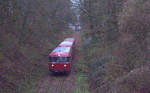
49;46;72;74
49;38;75;74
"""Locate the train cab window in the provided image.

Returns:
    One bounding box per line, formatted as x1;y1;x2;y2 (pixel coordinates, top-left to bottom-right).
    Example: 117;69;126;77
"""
49;57;57;62
58;57;70;62
49;57;70;62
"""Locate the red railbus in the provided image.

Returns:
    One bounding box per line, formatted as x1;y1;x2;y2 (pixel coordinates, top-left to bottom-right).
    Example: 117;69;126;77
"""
49;38;75;74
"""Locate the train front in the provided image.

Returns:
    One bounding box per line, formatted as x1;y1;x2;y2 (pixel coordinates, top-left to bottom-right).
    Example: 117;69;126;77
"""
49;47;71;74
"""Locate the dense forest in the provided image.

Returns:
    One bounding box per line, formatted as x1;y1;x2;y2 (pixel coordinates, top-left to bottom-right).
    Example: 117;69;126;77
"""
79;0;150;93
0;0;75;92
0;0;150;93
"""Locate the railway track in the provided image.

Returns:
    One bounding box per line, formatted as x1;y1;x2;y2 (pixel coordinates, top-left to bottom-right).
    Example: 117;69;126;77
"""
34;32;80;93
35;63;77;93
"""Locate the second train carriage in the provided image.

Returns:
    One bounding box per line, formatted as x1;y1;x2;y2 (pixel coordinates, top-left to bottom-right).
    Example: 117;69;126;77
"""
64;38;75;42
58;41;73;47
64;38;75;46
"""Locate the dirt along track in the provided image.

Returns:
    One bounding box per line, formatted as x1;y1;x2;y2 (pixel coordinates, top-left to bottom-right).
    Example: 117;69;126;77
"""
34;32;81;93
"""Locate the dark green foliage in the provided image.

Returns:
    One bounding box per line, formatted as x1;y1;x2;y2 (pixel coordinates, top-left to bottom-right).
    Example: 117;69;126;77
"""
88;56;114;79
80;0;150;93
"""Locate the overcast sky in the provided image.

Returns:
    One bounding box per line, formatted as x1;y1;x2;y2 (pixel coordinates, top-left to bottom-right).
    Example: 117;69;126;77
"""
71;0;79;5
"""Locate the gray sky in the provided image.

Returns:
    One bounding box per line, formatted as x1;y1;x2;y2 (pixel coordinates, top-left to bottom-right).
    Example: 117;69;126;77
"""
71;0;79;5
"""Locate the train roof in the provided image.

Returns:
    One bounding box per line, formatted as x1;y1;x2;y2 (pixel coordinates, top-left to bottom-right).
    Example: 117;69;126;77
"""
65;38;75;40
64;38;75;41
49;38;75;57
49;47;71;57
52;47;71;53
60;41;73;45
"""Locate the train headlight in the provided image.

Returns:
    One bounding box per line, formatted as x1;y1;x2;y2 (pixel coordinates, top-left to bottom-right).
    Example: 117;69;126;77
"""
64;64;67;67
52;64;54;67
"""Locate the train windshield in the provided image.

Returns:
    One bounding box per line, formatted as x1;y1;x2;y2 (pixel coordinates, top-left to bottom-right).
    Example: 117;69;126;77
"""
49;57;70;62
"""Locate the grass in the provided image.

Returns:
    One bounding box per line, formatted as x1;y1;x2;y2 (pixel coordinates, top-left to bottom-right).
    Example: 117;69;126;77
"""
74;73;89;93
23;65;48;93
18;71;47;93
23;82;36;93
74;52;90;93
